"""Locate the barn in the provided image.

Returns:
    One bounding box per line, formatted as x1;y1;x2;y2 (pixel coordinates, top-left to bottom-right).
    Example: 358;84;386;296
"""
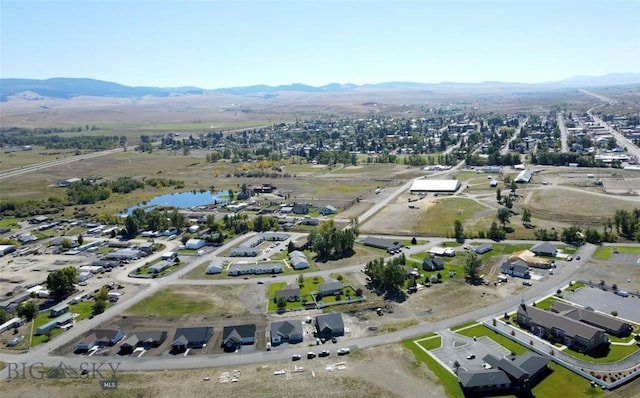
410;179;461;194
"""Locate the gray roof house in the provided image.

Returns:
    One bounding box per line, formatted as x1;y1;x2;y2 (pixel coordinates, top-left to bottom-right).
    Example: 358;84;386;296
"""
318;281;344;296
319;205;337;216
229;247;260;257
422;255;444;271
315;312;345;339
75;329;124;352
275;285;301;302
530;242;557;257
261;232;290;241
50;303;69;317
516;299;608;353
270;319;304;345
289;250;310;270
550;301;633;337
474;244;493;254
458;352;550;393
205;258;224;274
119;331;167;354
171;326;213;352
222;324;257;351
228;262;283;276
501;259;530;279
359;237;402;252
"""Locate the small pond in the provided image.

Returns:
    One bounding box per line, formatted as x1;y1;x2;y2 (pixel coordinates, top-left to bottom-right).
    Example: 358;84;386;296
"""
119;191;229;215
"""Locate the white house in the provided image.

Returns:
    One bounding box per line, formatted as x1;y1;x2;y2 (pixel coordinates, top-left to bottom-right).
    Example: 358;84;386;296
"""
185;239;206;250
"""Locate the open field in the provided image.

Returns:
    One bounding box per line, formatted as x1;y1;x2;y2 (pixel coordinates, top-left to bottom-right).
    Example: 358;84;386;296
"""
2;344;448;398
125;285;251;318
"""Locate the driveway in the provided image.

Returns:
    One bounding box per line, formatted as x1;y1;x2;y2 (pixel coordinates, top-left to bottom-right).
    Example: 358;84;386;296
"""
431;329;509;373
564;288;640;323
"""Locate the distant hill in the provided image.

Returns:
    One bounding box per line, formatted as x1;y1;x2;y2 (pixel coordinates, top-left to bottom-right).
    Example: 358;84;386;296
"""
2;74;639;102
0;78;203;101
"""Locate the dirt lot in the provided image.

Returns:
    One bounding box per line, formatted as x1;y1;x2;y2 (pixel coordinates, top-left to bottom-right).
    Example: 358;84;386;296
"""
3;345;445;398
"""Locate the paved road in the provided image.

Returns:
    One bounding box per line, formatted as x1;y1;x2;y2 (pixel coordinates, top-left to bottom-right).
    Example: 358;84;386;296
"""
0;147;131;181
1;241;600;375
581;89;640;160
556;112;569;153
500;117;528;156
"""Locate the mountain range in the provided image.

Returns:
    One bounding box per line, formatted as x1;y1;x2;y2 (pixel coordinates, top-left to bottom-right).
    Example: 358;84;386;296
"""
1;73;639;102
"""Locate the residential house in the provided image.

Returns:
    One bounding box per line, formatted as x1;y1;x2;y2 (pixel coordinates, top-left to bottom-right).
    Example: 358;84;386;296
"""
315;312;345;339
550;301;633;337
222;324;257;351
229;247;260;257
300;217;319;226
516;299;608;353
275;285;301;302
474;244;493;254
530;242;557;257
75;329;124;352
185;239;206;250
148;260;171;274
205;259;224;274
319;205;337;216
501;259;530;279
291;204;309;215
318;281;343;296
228;262;283;276
289;250;310;270
171;326;213;352
429;246;456;257
359;237;403;252
270;319;304;345
50;303;69;317
119;331;167;354
261;232;289;241
422;255;445;271
35;312;74;335
0;317;24;334
458;352;550;394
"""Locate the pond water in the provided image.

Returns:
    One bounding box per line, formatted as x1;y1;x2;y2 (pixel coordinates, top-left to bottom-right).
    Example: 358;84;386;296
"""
119;191;229;215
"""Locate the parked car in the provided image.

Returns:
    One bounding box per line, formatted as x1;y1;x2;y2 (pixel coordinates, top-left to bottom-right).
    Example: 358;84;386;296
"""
566;256;572;261
522;281;532;286
307;351;316;359
337;347;350;355
466;354;476;360
575;255;581;260
291;354;301;361
6;335;24;347
319;350;330;357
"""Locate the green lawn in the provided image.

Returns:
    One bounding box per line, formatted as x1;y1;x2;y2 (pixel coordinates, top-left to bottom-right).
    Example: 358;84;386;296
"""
417;198;488;235
268;276;325;311
0;217;20;229
30;301;110;347
450;321;480;333
561;342;640;363
416;335;442;350
125;286;215;317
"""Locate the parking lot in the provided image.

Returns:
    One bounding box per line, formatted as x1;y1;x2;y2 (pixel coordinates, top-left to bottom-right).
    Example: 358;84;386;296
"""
564;287;640;323
430;329;509;373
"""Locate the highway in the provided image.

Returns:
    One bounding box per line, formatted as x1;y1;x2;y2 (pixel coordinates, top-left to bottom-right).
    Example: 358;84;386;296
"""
581;89;640;160
0;147;131;182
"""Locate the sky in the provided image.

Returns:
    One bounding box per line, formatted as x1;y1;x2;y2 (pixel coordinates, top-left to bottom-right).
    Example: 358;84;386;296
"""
1;0;639;89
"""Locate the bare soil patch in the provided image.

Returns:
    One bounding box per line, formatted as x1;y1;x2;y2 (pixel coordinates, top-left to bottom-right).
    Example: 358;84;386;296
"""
4;345;444;398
